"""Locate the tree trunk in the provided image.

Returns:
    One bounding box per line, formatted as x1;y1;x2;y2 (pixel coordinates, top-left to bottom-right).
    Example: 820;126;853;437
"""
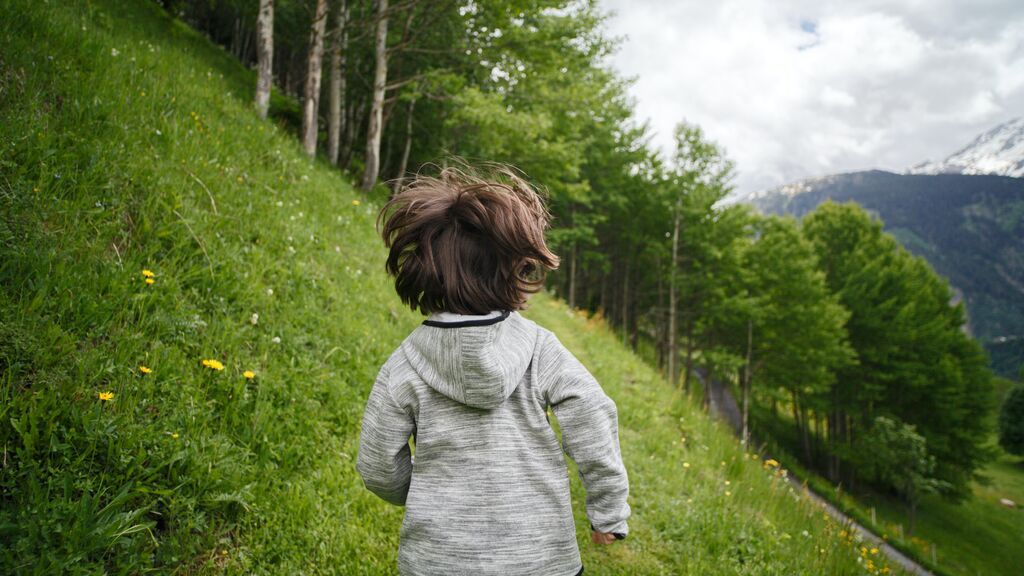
668;208;680;388
361;0;390;190
800;406;813;464
568;241;577;309
327;0;348;166
621;259;629;346
393;98;416;191
302;0;329;158
254;0;274;118
683;317;694;393
742;318;752;445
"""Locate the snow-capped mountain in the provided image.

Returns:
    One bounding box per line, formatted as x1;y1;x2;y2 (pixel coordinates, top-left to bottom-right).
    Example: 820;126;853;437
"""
908;117;1024;177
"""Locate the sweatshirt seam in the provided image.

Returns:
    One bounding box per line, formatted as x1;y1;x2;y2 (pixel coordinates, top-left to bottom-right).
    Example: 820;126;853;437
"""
380;362;414;421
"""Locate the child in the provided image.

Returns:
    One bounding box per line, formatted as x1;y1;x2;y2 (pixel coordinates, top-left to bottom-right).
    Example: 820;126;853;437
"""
357;165;630;576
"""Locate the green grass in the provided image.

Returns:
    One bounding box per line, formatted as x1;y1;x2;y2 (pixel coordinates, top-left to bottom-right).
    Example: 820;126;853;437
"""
854;448;1024;576
752;409;1024;576
1;0;897;574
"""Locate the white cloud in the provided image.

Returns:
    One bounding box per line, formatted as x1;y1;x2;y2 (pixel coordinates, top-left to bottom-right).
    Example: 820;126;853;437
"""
599;0;1024;194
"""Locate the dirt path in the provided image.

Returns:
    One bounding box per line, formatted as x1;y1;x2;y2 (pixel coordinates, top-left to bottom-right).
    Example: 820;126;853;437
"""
699;371;936;576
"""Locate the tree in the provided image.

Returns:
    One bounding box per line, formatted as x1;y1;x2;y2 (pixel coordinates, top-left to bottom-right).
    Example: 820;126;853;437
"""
803;201;995;495
999;385;1024;456
857;417;947;535
360;0;389;190
327;0;349;166
663;122;734;390
254;0;274;118
742;215;852;463
301;0;329;158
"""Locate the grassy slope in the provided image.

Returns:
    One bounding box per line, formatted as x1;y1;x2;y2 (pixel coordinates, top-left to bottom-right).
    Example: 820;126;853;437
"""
756;406;1024;576
1;1;891;574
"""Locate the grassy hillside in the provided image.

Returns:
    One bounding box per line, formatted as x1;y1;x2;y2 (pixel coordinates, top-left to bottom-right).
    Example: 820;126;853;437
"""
1;1;894;574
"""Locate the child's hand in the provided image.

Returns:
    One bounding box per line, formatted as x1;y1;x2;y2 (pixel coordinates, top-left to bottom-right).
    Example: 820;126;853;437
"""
591;531;618;545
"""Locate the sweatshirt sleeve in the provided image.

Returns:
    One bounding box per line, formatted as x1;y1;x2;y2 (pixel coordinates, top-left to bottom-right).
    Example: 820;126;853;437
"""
356;365;415;506
541;333;631;536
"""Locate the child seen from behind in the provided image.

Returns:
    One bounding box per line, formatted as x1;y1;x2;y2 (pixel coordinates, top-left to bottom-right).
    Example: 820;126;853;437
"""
357;165;631;576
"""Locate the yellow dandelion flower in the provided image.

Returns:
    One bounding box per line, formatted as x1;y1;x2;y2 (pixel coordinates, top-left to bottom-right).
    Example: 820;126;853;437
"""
139;365;152;374
243;370;255;379
683;462;690;468
142;269;155;278
725;490;731;496
870;548;878;555
172;432;180;439
351;199;361;206
98;391;114;401
765;458;780;468
145;278;155;285
201;359;225;371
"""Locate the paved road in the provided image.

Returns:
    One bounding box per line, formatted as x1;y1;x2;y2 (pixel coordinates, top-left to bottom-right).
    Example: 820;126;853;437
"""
699;371;936;576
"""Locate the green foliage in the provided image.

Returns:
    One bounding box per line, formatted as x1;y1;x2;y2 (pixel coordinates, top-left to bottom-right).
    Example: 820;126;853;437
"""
742;216;853;417
802;202;996;500
749;171;1024;379
998;385;1024;456
856;417;948;532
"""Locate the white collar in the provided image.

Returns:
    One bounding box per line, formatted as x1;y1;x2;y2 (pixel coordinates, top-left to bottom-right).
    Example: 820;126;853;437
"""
427;310;504;323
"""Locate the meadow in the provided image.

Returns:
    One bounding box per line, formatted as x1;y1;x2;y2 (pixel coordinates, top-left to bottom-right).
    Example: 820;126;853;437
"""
753;408;1024;576
2;0;898;573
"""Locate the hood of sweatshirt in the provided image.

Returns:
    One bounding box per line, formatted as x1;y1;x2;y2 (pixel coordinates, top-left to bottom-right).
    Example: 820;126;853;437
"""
400;311;537;409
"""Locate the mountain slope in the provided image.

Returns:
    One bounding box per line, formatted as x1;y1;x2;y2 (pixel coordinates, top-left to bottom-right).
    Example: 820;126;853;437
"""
0;1;898;574
909;117;1024;178
747;170;1024;378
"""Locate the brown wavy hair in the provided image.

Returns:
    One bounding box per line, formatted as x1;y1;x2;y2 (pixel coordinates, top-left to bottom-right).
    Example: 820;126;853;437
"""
378;164;560;315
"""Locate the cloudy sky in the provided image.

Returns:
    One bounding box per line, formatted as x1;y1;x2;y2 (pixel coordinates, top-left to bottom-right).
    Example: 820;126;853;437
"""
598;0;1024;195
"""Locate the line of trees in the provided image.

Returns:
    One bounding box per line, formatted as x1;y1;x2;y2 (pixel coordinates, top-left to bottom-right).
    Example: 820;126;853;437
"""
167;0;997;526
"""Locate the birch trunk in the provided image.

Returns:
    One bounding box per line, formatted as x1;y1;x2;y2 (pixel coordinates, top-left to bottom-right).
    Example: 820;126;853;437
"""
361;0;389;191
301;0;329;158
327;0;348;165
742;318;752;445
254;0;274;119
394;98;416;190
668;207;680;388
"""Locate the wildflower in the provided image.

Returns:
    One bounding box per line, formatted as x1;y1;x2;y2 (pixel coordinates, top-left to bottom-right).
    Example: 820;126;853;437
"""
201;359;225;371
870;548;878;555
250;312;259;325
725;480;731;486
682;462;690;468
139;365;152;374
171;432;180;439
352;199;361;206
142;269;155;278
111;48;119;57
145;278;155;285
271;336;281;344
243;370;255;379
765;458;780;468
98;391;114;401
724;491;731;497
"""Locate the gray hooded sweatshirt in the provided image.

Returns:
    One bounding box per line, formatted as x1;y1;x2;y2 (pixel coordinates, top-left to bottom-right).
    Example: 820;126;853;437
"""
356;310;630;576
